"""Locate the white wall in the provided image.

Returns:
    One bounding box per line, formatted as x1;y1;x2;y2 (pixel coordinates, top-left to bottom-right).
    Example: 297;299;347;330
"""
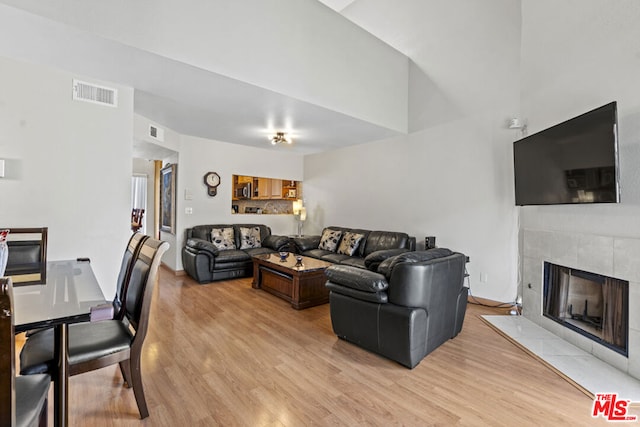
519;2;640;240
133;114;182;267
304;1;522;302
169;135;304;271
304;115;519;301
0;56;133;298
341;0;522;129
0;0;409;133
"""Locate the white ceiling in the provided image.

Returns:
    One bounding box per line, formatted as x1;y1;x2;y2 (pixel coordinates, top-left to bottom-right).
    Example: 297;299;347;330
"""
0;1;406;156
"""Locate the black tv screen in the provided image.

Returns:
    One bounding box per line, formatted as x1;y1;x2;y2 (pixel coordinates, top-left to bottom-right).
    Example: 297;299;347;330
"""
513;102;620;206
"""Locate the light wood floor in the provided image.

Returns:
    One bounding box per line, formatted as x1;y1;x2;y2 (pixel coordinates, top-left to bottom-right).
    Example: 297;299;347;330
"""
27;267;613;426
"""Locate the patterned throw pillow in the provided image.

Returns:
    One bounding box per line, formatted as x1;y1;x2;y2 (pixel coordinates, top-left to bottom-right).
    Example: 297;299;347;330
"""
337;232;365;256
239;226;262;249
318;229;343;252
211;227;236;250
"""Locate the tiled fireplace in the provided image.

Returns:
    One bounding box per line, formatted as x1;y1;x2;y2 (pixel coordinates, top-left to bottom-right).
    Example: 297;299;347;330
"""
543;261;628;356
521;229;640;380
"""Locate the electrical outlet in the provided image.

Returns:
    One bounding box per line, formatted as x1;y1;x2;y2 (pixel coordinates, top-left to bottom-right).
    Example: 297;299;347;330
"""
480;273;488;283
185;207;193;214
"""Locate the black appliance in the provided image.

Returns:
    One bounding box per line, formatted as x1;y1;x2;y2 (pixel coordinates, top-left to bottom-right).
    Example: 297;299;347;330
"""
513;101;620;206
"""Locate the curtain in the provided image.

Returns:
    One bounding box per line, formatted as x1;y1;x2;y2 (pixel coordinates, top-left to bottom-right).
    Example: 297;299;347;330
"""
131;174;147;234
545;265;570;318
602;277;628;349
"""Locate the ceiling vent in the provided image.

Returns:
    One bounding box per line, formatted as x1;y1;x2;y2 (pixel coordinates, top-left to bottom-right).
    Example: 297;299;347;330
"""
149;125;165;142
72;79;118;107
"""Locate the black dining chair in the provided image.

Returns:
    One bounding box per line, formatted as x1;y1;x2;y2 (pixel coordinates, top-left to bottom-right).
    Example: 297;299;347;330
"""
1;277;51;427
2;227;48;286
113;232;149;319
18;236;169;419
24;232;149;338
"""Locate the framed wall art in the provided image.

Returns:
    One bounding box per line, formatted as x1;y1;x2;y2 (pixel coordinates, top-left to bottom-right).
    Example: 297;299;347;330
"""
160;163;177;234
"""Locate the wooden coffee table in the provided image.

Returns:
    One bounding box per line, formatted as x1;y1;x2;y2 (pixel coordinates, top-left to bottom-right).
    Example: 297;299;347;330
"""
251;253;333;309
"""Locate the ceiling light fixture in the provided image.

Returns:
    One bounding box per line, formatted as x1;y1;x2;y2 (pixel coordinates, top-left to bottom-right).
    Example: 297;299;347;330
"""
270;132;292;145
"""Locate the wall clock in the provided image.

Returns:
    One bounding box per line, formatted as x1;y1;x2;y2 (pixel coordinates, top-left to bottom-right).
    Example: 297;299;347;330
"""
203;172;221;196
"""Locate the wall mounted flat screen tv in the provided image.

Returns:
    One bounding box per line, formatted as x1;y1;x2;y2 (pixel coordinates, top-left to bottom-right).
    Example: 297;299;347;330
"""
513;102;620;206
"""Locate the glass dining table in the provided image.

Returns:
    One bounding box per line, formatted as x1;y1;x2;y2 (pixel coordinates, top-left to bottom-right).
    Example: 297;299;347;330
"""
12;259;107;427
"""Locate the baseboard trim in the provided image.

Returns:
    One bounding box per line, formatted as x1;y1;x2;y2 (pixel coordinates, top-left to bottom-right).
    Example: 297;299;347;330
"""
160;262;186;276
467;294;517;314
467;295;502;306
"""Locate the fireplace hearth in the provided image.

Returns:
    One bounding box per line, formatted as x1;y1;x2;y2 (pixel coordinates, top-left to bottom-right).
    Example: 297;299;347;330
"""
543;262;628;356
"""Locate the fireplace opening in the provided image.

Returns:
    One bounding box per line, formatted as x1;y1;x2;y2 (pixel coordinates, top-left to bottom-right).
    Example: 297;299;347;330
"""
543;262;628;356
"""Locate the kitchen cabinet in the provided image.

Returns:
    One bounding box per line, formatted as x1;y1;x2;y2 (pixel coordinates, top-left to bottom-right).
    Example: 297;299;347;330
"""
254;178;283;199
270;179;282;199
255;178;270;199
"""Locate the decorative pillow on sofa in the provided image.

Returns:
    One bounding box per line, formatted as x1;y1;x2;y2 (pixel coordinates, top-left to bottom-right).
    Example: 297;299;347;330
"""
211;227;236;250
318;229;343;252
239;226;262;249
337;232;364;256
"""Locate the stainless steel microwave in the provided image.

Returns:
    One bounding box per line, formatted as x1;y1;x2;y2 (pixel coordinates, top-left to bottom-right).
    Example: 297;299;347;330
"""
235;182;251;199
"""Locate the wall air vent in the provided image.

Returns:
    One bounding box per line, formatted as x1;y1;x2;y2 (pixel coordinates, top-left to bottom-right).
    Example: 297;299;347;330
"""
149;125;165;142
72;79;118;107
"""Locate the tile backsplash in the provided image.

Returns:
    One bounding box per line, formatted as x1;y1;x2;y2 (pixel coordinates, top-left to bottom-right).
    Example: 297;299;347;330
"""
232;199;294;215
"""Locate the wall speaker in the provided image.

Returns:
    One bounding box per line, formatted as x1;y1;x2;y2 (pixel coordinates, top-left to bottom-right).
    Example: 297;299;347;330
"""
425;236;436;249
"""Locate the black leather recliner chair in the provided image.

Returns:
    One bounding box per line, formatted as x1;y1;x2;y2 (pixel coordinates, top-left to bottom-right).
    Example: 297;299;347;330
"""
325;248;468;369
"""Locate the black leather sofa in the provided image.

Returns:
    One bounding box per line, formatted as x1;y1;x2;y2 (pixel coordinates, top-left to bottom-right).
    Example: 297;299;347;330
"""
182;224;290;283
291;226;416;270
325;249;468;368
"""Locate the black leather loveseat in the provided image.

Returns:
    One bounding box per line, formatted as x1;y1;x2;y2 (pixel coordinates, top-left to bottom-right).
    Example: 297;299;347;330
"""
325;249;468;368
291;226;416;270
182;224;290;283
